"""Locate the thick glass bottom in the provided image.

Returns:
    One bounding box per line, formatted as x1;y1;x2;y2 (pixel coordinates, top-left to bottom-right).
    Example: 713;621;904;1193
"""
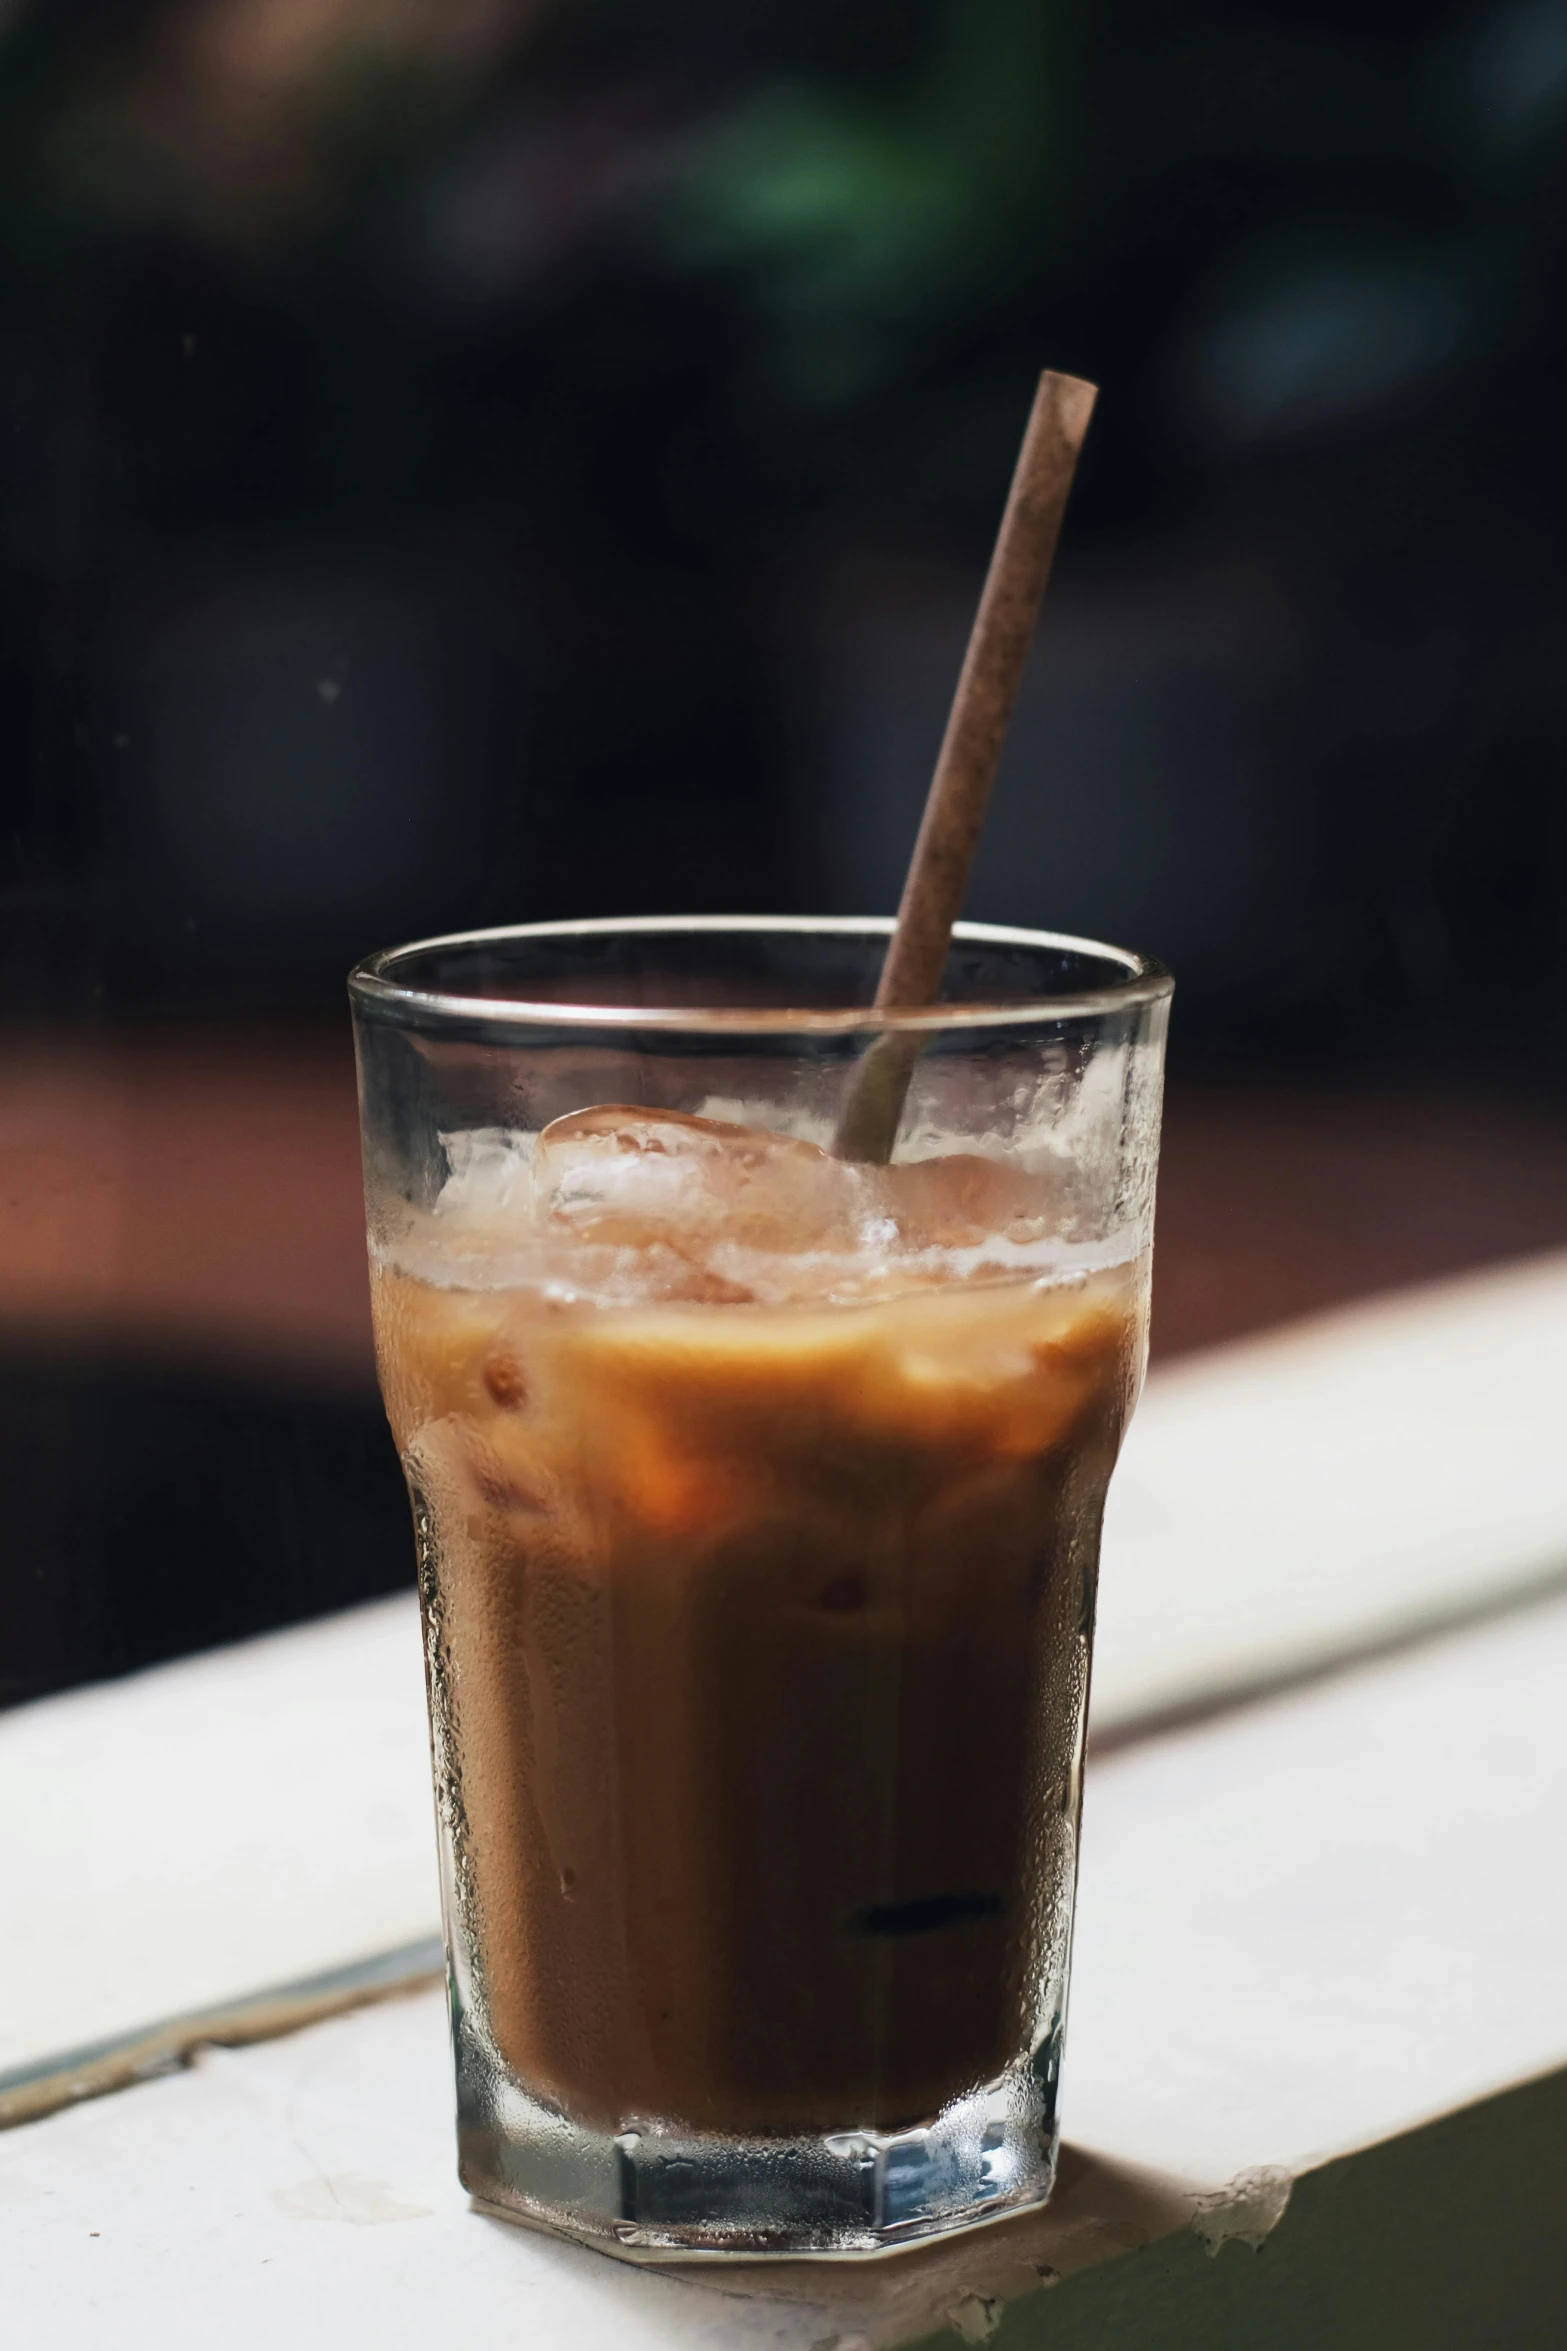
452;2008;1063;2260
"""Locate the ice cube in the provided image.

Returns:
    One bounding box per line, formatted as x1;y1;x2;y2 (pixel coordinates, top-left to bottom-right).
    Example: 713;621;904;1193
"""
435;1126;535;1217
867;1152;1059;1252
533;1106;867;1263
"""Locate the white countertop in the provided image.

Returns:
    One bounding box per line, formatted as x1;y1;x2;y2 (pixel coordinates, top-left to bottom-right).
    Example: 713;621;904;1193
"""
6;1248;1565;2116
7;1584;1566;2349
5;1249;1566;2343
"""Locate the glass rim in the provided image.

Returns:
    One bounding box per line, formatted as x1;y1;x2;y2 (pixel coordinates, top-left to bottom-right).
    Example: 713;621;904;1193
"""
348;915;1173;1036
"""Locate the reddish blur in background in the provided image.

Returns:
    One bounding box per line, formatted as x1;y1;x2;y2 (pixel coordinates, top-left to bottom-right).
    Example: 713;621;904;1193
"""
3;0;1566;1702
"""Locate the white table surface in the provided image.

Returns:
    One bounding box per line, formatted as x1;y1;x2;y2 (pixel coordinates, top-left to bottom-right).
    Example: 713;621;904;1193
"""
7;1249;1566;2111
8;1587;1566;2350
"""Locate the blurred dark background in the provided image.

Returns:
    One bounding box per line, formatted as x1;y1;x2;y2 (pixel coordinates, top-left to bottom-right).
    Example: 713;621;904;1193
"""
4;0;1567;1702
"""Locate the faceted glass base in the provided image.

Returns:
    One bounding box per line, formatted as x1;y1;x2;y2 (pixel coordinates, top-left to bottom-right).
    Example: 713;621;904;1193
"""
452;2008;1063;2260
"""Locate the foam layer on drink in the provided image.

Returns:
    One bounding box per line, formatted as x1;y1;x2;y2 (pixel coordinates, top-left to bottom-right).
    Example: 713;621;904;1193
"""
372;1109;1143;2136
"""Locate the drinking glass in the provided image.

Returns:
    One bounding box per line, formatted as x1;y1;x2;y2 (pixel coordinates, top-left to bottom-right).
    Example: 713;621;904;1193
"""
350;917;1170;2258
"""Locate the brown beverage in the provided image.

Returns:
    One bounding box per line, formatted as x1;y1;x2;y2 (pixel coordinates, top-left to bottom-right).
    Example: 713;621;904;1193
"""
372;1107;1141;2139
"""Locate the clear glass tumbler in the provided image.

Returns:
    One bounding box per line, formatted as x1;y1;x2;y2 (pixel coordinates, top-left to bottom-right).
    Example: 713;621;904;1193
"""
349;918;1170;2258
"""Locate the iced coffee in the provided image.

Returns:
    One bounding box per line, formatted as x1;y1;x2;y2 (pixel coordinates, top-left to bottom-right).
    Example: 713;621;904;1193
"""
371;1104;1143;2142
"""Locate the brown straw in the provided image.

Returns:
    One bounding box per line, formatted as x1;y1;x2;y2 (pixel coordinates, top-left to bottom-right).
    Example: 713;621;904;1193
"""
833;368;1098;1163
